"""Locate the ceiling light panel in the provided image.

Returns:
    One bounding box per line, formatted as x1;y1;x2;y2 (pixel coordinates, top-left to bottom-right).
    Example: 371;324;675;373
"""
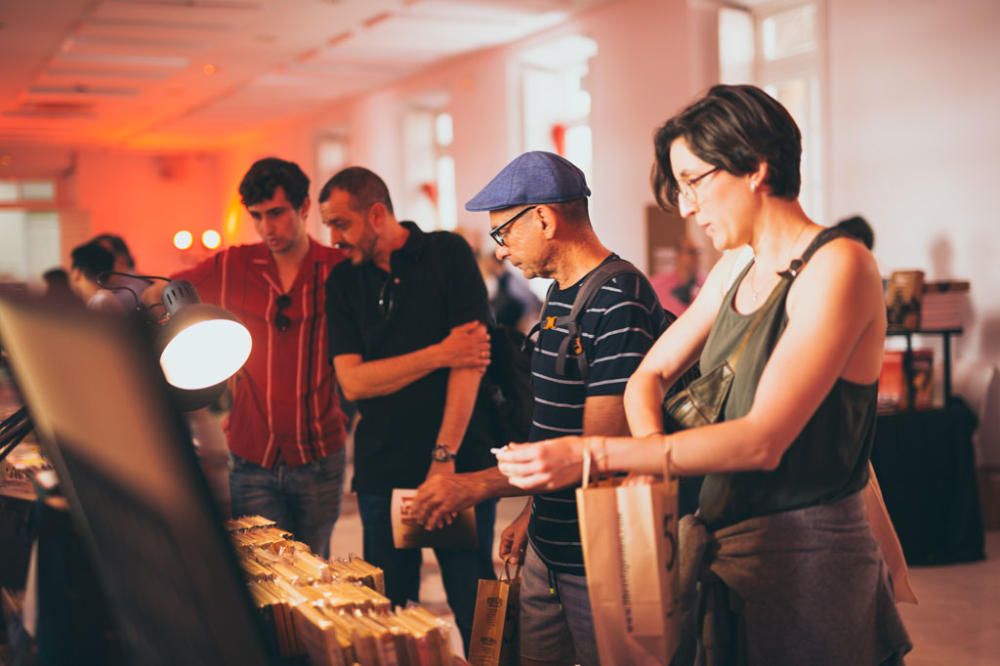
105;0;261;10
52;52;191;68
29;85;140;97
65;34;211;50
342;13;535;58
42;67;173;80
85;16;231;31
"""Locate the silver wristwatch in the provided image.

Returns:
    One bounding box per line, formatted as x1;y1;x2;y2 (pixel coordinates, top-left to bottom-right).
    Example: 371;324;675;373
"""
431;444;457;463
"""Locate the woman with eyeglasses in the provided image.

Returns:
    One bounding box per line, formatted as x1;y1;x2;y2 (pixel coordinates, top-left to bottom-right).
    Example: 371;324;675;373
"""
494;84;911;664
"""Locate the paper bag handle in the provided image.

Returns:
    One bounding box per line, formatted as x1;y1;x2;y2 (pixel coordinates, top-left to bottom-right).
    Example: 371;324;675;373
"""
501;556;523;583
582;437;677;488
582;439;595;490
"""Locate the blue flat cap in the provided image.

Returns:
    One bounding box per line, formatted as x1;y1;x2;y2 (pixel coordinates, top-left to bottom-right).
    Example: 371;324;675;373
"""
465;151;591;212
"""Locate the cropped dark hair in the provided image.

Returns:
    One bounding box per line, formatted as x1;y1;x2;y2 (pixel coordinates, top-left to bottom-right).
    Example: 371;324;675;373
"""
318;166;394;215
70;241;115;282
652;84;802;209
92;233;135;270
550;198;590;224
239;157;310;209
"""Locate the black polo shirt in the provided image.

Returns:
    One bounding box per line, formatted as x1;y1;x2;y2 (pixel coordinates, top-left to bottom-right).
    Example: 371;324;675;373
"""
325;222;496;495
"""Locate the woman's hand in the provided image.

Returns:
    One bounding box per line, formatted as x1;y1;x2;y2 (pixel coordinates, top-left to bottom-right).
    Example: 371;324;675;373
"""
495;437;590;491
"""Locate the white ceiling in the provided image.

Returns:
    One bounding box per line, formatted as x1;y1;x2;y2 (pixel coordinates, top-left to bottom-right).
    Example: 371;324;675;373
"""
0;0;604;150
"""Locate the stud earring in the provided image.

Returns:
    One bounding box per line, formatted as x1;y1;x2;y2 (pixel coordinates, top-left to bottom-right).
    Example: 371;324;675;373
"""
750;181;758;192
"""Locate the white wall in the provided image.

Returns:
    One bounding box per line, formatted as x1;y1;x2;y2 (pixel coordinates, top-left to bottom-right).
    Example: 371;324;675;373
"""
226;0;713;260
828;0;1000;363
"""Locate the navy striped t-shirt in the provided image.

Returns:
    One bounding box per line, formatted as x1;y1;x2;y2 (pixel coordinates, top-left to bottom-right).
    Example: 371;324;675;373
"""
527;256;668;576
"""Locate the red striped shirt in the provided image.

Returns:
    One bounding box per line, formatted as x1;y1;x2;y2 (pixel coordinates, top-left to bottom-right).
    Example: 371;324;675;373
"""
173;238;347;468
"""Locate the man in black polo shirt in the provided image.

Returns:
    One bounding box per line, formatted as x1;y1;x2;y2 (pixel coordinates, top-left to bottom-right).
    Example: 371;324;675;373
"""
412;151;670;666
320;166;498;651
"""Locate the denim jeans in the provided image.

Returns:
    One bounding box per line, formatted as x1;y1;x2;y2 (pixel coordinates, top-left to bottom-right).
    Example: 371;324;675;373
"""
229;448;345;558
356;493;497;653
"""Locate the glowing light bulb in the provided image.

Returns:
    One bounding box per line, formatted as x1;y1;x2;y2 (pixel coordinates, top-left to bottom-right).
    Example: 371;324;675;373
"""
173;230;194;250
201;229;221;249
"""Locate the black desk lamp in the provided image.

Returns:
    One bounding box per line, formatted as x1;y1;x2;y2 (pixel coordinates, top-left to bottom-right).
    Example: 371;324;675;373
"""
0;274;252;458
97;272;253;411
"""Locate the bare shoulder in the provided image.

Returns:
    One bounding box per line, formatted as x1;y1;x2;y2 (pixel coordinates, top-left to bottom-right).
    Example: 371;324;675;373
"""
790;235;883;310
804;235;880;281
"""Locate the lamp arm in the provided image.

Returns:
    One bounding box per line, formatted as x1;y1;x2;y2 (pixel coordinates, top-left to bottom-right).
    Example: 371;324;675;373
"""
98;271;173;284
96;271;171;314
0;407;33;463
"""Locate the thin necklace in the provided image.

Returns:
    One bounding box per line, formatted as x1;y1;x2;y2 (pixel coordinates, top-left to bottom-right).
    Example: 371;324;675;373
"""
749;222;809;304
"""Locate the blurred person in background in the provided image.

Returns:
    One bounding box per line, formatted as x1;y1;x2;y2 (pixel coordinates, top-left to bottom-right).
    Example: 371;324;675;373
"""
650;236;705;316
68;241;115;308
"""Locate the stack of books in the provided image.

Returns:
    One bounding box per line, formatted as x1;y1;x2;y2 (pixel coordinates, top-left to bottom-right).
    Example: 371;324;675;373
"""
920;280;969;330
226;516;454;666
878;349;934;411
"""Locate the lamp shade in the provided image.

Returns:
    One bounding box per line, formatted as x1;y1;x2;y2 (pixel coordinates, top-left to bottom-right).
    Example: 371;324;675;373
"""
156;280;252;392
158;304;252;390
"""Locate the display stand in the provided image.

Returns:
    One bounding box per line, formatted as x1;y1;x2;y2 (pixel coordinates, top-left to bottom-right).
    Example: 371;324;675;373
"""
886;326;962;410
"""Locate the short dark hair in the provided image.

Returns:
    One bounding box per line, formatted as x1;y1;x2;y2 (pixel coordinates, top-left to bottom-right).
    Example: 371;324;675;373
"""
317;166;394;215
550;198;590;224
43;267;69;287
71;241;115;282
239;157;310;209
652;84;802;209
92;233;135;270
835;215;875;250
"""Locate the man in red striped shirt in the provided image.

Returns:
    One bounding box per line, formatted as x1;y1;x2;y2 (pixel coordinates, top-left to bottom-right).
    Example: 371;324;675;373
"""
152;157;348;556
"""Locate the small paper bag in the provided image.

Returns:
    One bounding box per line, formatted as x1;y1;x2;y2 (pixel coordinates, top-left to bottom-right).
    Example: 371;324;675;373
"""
467;559;521;666
576;448;680;665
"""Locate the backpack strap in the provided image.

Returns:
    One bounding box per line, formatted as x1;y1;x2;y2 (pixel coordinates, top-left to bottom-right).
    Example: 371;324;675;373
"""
553;258;642;378
525;280;559;352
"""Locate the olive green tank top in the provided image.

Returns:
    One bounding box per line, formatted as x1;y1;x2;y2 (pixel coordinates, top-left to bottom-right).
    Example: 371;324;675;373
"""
698;228;877;528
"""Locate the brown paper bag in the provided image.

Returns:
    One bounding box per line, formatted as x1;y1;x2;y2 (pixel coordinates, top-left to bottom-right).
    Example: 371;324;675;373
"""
576;447;680;665
390;488;478;550
467;559;521;666
864;462;918;604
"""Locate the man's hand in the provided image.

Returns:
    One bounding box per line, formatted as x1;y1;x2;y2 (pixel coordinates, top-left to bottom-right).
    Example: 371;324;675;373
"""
412;466;485;530
436;321;490;371
498;501;531;566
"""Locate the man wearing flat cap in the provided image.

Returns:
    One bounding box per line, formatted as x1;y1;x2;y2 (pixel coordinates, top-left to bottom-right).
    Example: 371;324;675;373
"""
319;166;499;653
413;151;671;666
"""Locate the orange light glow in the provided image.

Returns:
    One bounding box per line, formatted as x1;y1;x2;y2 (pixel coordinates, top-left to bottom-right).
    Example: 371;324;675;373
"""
201;229;221;249
203;64;218;76
173;230;194;250
224;195;243;242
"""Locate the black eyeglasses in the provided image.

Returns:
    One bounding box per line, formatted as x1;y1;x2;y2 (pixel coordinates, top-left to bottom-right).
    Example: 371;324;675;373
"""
678;167;721;206
378;276;398;320
489;206;536;247
274;294;292;332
